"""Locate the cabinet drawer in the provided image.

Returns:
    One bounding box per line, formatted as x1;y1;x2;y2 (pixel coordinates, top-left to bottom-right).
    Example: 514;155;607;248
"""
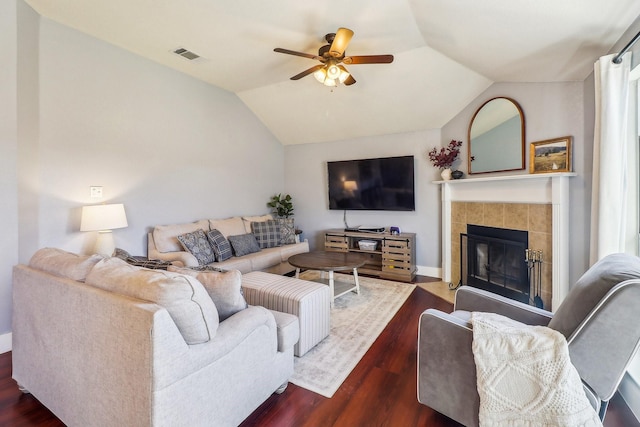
382;240;411;261
325;235;348;252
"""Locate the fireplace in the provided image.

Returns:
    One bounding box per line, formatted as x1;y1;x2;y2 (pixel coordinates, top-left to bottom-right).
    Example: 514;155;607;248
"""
461;225;529;304
437;173;575;310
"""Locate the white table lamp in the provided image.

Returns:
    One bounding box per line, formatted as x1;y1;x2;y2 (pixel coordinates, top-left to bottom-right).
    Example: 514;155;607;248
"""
80;203;128;256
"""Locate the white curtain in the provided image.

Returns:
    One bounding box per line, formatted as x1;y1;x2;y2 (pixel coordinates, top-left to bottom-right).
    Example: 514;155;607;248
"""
590;52;639;264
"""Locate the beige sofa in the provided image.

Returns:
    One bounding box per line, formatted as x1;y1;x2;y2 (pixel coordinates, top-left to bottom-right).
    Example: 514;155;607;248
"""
148;215;308;272
12;248;299;427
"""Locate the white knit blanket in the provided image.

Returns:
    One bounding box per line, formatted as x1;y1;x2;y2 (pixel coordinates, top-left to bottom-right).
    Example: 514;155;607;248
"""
471;312;602;427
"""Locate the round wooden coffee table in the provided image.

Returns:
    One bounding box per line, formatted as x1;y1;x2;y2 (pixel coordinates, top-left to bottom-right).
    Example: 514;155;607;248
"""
288;251;368;307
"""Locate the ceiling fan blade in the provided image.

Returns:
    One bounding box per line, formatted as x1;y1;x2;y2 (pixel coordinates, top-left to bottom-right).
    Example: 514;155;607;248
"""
274;48;322;61
290;64;325;80
343;54;394;64
338;65;356;86
343;75;356;85
330;27;354;58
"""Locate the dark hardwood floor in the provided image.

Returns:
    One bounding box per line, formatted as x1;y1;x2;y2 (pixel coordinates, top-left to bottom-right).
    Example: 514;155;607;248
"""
1;277;638;426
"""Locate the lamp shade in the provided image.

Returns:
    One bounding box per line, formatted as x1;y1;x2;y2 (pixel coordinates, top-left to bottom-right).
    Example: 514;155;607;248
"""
80;204;128;232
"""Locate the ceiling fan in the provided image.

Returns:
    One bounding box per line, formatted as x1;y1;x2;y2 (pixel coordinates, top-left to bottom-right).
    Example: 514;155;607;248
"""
274;27;394;87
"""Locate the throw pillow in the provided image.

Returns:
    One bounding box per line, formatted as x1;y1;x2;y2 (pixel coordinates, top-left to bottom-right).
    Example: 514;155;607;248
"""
29;247;104;282
242;214;273;234
169;266;247;321
227;234;261;257
208;217;246;238
251;219;282;249
152;219;210;253
86;257;219;344
277;217;296;245
177;229;215;266
206;229;233;262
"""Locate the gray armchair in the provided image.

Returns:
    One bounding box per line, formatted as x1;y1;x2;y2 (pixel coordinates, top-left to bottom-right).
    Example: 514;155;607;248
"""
418;253;640;426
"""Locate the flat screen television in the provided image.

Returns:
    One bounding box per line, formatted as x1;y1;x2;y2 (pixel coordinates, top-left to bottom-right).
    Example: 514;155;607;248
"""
327;155;415;211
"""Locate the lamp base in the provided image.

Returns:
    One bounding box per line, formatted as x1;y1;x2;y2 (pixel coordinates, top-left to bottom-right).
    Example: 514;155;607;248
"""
94;231;116;257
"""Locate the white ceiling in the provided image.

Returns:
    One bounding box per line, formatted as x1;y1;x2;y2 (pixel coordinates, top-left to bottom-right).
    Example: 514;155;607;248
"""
24;0;640;145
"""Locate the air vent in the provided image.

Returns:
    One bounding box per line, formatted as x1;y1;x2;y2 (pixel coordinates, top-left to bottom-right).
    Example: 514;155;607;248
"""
173;47;200;61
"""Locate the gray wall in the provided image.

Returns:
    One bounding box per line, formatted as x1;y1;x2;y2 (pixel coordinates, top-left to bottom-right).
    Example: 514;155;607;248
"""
441;82;588;285
0;0;20;344
0;8;286;342
286;82;587;278
284;129;443;276
34;18;285;256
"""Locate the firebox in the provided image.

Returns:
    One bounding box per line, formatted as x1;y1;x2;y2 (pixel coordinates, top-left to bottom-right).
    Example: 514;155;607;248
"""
460;225;529;304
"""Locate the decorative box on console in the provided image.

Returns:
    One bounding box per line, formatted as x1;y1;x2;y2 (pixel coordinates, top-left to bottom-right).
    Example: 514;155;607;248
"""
358;240;378;251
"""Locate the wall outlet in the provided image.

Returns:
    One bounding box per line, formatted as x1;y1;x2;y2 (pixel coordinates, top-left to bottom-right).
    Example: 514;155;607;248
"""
90;186;103;198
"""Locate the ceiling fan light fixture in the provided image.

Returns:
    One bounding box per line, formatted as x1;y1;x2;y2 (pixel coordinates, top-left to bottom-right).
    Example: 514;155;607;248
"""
324;78;337;87
327;63;341;80
338;69;350;84
314;68;327;83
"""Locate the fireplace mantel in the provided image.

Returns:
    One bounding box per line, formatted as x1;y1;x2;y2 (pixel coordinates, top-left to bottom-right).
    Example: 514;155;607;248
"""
435;172;577;310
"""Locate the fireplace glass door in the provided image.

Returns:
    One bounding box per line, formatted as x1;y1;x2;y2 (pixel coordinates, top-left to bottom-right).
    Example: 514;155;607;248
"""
461;225;529;304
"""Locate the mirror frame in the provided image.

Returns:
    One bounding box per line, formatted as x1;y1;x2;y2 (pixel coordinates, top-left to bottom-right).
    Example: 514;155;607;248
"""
467;97;525;175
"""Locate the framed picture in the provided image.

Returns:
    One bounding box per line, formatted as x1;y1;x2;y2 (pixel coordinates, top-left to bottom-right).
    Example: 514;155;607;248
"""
529;136;572;174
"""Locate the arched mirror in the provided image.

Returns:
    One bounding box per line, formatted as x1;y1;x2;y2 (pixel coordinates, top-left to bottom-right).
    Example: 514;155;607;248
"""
468;97;525;174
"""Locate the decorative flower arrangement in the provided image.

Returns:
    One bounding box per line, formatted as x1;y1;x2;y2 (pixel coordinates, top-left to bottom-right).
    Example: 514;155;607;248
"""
428;139;463;169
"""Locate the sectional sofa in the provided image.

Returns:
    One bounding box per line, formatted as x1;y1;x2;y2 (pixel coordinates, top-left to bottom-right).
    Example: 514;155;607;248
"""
147;214;308;273
12;248;299;427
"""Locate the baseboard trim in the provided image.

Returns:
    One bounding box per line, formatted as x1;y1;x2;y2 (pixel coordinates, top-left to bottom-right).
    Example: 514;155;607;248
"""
0;332;12;354
416;265;441;280
619;372;640;422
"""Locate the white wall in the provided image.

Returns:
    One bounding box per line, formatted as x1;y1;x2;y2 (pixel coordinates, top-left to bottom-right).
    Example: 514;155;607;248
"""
441;82;588;285
34;18;285;256
284;129;442;276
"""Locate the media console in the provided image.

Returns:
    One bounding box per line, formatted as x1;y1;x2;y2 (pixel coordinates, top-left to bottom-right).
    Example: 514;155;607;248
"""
324;229;417;282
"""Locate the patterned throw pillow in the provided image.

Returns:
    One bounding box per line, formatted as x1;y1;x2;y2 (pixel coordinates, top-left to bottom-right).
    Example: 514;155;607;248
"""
177;229;215;266
277;217;296;245
206;229;233;262
251;219;282;249
227;234;261;257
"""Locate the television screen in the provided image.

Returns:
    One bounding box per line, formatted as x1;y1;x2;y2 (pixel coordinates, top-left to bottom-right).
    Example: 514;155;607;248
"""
327;155;415;211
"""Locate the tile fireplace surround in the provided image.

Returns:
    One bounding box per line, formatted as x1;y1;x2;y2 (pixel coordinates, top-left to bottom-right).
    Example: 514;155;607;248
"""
436;173;576;311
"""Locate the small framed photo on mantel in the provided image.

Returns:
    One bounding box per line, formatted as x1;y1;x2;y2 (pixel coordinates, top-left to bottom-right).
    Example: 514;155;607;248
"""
529;136;572;174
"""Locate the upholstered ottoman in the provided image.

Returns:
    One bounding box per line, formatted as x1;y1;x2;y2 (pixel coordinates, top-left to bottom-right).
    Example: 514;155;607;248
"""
242;271;331;357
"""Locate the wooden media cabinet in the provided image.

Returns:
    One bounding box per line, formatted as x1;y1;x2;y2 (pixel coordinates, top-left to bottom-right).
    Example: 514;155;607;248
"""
324;229;417;282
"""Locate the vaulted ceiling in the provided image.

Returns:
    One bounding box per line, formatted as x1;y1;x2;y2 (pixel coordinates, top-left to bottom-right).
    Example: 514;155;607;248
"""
24;0;640;145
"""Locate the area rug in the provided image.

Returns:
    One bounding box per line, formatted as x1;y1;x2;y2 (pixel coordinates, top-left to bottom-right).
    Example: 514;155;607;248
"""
290;271;415;398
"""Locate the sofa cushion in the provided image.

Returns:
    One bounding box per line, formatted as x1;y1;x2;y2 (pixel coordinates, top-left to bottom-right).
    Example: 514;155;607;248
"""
86;257;219;344
169;266;248;321
213;256;253;274
267;309;300;353
248;247;284;271
153;219;210;253
228;234;261;257
242;214;273;234
206;229;233;262
251;219;282;249
177;229;216;265
277;217;296;245
29;248;103;281
209;217;246;238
